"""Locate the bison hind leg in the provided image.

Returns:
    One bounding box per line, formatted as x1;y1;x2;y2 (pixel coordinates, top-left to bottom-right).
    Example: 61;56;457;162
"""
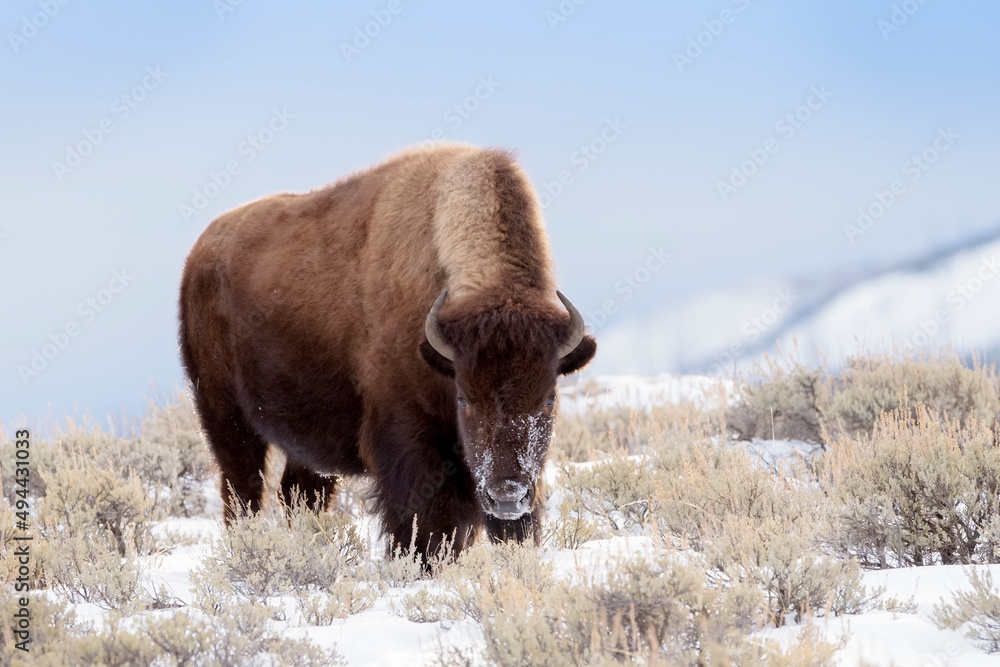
199;410;271;526
279;459;336;512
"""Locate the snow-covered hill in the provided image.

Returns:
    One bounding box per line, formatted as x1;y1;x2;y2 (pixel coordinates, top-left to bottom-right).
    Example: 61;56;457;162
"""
594;229;1000;377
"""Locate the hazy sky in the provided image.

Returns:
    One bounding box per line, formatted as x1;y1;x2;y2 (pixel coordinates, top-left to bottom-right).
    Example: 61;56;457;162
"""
2;0;999;422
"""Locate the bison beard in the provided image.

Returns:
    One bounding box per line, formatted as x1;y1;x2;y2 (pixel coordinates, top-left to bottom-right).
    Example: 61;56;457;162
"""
178;143;596;561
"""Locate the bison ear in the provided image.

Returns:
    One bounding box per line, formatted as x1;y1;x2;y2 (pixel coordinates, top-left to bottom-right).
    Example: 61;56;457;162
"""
420;340;455;377
557;335;596;376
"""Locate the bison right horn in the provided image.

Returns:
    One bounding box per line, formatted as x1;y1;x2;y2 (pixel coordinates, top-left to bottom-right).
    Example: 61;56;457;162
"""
424;290;456;361
556;290;586;359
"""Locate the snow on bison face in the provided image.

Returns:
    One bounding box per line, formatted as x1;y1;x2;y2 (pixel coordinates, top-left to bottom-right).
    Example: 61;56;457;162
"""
454;362;557;519
420;290;596;520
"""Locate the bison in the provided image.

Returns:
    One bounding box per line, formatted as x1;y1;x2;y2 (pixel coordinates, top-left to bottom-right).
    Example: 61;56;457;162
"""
179;143;596;558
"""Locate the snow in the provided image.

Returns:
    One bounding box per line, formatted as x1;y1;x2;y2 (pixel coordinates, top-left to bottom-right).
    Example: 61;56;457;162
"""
559;372;735;414
135;513;1000;665
763;565;1000;667
52;373;1000;664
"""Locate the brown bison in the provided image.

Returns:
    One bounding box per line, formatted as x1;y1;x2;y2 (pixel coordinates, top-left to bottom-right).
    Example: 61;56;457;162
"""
179;143;596;557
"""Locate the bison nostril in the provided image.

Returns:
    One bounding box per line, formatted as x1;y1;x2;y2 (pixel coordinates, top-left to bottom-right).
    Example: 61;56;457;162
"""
485;485;531;517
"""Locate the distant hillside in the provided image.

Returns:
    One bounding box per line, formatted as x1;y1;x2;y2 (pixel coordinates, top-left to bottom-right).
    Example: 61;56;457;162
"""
594;227;1000;376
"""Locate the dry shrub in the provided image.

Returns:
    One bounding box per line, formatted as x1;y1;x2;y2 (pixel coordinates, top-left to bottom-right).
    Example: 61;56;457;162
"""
0;588;343;666
437;549;770;666
0;591;89;662
825;355;1000;438
651;432;822;551
558;453;660;535
38;530;146;611
0;499;42;592
727;357;829;444
728;352;1000;446
587;554;763;662
140;605;344;666
296;581;378;624
760;622;845;667
542;493;602;550
436;541;555;624
824;403;1000;567
645;434;876;628
709;516;878;627
0;389;213;518
554;399;718;463
392;587;455;623
24;455;163;611
533;412;824;553
40;460;160;556
933;567;1000;653
375;520;426;588
131;389;215;517
0;438;55;502
192;500;365;607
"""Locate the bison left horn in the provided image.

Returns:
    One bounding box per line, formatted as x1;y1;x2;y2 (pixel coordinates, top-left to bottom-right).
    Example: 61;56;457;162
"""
556;290;586;359
425;290;457;361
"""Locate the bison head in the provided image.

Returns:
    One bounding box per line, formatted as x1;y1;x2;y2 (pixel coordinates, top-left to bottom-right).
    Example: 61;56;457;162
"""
420;290;596;520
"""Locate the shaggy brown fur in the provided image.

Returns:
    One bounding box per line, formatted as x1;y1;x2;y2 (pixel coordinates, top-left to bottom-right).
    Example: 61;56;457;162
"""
179;143;596;558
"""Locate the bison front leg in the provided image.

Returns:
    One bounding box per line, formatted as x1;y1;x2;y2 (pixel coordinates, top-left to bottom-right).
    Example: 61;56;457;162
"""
375;457;479;563
363;409;479;563
279;459;335;512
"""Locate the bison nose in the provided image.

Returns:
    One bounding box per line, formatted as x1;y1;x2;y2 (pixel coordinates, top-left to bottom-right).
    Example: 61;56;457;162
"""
485;482;531;519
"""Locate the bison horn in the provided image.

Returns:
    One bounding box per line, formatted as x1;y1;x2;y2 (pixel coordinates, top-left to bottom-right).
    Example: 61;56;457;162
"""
556;290;586;359
424;290;456;361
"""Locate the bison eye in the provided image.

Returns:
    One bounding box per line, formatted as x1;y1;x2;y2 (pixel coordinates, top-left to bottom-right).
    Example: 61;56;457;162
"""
457;396;468;409
545;394;555;408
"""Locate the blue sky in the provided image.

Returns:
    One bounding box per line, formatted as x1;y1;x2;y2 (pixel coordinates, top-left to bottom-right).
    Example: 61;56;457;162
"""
2;0;999;421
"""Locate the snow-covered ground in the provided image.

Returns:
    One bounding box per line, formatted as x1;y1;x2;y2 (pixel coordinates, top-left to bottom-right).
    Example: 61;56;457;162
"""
559;372;735;414
766;565;1000;667
63;374;1000;664
137;513;1000;666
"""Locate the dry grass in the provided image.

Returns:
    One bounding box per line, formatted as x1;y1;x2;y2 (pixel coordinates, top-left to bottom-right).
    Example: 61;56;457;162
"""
933;567;1000;653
